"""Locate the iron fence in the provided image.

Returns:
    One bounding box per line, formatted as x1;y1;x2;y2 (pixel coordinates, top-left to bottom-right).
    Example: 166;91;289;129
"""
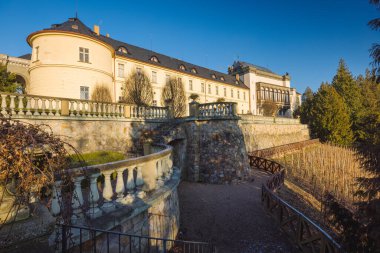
59;224;215;253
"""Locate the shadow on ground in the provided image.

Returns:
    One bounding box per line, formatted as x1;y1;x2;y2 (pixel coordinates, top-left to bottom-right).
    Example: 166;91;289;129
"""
178;170;299;253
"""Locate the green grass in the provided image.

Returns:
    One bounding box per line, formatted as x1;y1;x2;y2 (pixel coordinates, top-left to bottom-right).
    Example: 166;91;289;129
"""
68;151;125;167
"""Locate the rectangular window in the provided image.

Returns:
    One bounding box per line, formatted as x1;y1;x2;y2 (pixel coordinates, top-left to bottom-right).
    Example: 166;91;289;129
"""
201;83;205;93
224;87;227;97
35;46;39;61
118;63;124;78
231;89;234;98
79;47;89;63
153;100;157;106
215;86;219;95
237;90;240;99
152;71;157;83
208;84;211;94
80;86;89;100
189;80;193;91
166;74;170;84
136;67;142;74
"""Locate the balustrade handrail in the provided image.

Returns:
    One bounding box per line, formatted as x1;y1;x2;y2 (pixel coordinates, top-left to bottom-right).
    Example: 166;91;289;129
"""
249;154;343;253
67;144;172;175
0;91;169;120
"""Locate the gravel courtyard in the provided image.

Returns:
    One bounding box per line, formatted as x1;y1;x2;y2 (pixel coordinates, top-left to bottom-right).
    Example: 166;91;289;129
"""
178;170;299;253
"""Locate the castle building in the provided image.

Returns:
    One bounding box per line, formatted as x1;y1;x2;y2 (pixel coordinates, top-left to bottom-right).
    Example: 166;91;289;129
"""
4;17;301;115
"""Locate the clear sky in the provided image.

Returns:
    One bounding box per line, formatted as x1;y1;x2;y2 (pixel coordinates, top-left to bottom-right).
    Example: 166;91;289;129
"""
0;0;378;93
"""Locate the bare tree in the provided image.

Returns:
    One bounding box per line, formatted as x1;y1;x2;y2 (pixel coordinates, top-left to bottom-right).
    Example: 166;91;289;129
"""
122;71;153;106
91;84;112;103
162;77;186;118
261;100;278;116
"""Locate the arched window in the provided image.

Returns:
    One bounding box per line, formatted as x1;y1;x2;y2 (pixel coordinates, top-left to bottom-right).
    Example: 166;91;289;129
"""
286;91;290;103
260;87;264;100
270;89;274;101
150;56;159;62
191;68;197;74
179;65;186;71
117;46;128;54
265;88;269;100
220;76;225;81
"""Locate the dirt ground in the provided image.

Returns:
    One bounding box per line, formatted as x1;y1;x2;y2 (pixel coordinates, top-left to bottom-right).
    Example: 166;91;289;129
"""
178;170;299;253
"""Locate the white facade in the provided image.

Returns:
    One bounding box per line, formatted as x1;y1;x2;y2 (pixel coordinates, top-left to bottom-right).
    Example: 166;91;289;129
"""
23;18;300;116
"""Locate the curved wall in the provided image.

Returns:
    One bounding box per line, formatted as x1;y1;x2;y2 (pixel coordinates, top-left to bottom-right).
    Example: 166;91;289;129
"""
29;33;114;100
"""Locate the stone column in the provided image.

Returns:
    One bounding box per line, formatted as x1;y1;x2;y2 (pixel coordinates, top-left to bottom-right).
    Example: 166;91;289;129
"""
115;168;126;203
87;173;102;218
71;176;84;223
121;167;135;204
102;171;114;209
135;164;146;199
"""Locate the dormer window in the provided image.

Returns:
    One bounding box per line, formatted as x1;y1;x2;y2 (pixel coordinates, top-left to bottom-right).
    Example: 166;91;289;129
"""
150;56;159;63
191;68;197;74
179;65;186;71
211;74;216;79
118;47;128;54
220;76;225;81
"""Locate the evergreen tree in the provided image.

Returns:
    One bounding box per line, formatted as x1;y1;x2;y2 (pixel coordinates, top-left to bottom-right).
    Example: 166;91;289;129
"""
309;83;354;146
0;65;20;93
299;87;314;124
332;59;363;140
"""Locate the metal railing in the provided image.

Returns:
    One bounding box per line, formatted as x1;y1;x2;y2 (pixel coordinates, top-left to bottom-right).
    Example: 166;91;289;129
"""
249;155;342;253
60;224;215;253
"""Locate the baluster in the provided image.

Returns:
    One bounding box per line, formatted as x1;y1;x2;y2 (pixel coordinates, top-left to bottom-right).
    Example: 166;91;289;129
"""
84;102;90;117
51;180;62;216
69;101;75;116
120;104;124;118
88;102;93;117
100;103;105;117
25;97;32;115
156;160;164;188
120;167;135;204
135;164;146;199
17;95;24;115
41;98;47;116
76;101;81;117
33;97;40;116
71;176;84;223
54;99;60;116
116;104;121;118
102;170;114;209
93;102;98;117
48;99;54;116
0;94;7;116
115;168;126;203
87;173;102;218
9;95;16;115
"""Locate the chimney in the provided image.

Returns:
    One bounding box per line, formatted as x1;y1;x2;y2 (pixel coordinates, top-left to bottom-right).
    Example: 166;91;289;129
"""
235;73;239;81
106;33;110;38
93;25;100;35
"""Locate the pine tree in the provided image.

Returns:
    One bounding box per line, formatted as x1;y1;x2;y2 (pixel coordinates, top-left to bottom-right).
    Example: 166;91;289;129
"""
299;87;314;124
309;83;354;146
332;59;363;141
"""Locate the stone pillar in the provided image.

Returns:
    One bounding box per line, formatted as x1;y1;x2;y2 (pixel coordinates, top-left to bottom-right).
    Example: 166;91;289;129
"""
87;173;102;218
189;101;199;118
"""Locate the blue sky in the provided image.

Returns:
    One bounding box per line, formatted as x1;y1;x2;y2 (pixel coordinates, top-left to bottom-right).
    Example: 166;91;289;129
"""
0;0;378;93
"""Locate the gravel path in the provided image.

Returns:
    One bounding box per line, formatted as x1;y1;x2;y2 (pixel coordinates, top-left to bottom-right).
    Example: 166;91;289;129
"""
178;170;299;253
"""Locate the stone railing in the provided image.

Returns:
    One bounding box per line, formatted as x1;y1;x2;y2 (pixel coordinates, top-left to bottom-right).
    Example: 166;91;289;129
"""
0;92;168;120
240;114;301;124
50;144;175;221
189;101;238;119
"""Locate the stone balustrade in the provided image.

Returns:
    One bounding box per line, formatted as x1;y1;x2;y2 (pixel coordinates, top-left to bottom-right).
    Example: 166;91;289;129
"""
0;92;169;120
50;144;175;222
189;101;238;119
